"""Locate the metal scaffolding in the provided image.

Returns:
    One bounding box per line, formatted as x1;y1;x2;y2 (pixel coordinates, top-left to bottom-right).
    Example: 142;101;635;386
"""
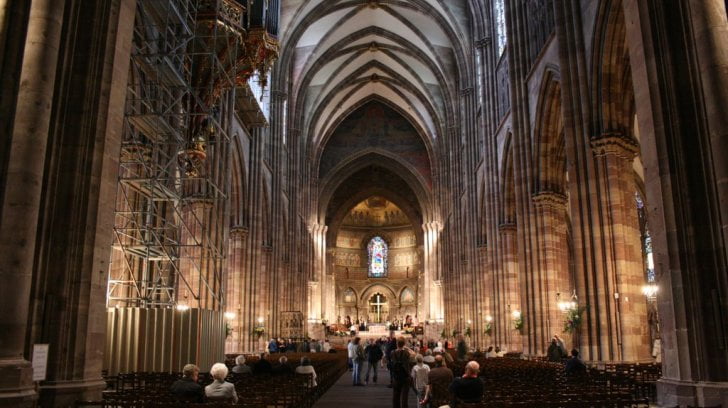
108;0;243;309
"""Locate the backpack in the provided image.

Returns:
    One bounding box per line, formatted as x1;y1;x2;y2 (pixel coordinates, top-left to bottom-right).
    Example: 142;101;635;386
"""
390;350;410;381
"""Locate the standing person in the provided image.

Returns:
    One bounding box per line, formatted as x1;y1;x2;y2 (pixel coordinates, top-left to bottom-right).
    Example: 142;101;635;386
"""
411;354;430;408
390;336;414;408
352;337;365;386
347;339;355;371
268;338;278;353
422;355;454;408
385;334;397;388
547;338;565;362
365;338;384;384
456;335;467;361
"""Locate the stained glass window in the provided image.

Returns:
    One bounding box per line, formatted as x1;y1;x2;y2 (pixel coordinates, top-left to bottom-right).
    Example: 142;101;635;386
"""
494;0;507;56
368;236;388;277
636;193;655;282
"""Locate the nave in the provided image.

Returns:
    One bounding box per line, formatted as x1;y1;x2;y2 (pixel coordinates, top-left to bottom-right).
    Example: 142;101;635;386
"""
313;365;416;408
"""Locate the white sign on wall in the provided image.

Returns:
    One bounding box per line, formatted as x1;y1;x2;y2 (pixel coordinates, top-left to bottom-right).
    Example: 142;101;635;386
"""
32;344;49;382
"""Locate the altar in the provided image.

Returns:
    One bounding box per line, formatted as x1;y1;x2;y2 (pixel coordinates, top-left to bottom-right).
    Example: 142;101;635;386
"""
367;323;389;335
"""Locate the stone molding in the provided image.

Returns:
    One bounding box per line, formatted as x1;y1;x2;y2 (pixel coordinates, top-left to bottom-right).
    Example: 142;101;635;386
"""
229;226;249;238
270;90;287;100
476;37;492;48
590;132;639;159
460;87;473;96
497;223;517;233
531;191;568;209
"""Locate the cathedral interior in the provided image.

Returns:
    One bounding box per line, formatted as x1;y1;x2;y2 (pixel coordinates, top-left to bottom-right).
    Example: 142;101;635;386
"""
0;0;727;406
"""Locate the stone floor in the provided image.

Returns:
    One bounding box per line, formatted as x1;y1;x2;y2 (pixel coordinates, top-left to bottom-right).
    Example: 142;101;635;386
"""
314;365;418;408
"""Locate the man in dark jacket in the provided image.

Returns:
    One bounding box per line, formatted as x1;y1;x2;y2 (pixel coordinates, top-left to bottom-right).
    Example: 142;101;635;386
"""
547;338;565;362
364;338;384;384
449;361;484;406
565;348;587;377
254;353;273;375
170;364;204;403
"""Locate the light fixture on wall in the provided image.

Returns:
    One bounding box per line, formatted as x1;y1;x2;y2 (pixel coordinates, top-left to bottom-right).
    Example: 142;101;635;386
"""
642;284;658;299
557;290;578;312
511;310;521;320
257;316;264;324
485;315;493;323
176;304;190;311
224;312;236;320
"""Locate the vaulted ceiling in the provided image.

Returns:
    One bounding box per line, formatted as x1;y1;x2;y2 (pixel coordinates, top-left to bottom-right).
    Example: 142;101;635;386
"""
280;0;472;152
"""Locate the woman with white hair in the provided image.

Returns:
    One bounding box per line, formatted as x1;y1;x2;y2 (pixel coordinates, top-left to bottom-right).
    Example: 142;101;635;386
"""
232;355;252;374
295;356;318;387
205;363;238;402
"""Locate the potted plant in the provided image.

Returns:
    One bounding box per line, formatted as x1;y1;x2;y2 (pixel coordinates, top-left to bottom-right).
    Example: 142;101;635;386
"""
563;306;586;334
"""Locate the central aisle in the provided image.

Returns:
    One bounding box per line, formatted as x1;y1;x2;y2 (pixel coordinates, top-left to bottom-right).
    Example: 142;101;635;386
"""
314;365;418;407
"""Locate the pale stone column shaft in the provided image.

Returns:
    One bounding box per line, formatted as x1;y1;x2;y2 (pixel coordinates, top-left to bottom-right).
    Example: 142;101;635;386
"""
0;0;64;404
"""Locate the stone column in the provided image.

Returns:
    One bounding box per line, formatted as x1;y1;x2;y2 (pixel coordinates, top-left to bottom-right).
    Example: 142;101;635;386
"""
530;192;571;354
497;223;522;353
590;134;650;362
0;0;64;405
226;227;248;353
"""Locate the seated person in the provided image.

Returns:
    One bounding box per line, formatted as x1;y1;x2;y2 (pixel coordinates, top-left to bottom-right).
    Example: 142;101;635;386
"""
170;363;203;403
205;363;238;403
254;352;273;375
449;361;484;406
273;355;294;376
295;356;318;387
231;355;252;374
565;348;588;377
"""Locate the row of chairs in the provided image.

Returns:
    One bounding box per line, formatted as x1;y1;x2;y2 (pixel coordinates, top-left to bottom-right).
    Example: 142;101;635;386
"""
431;357;656;407
76;353;348;408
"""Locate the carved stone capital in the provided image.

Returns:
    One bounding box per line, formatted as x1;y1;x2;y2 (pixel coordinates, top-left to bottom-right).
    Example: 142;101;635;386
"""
229;226;249;239
590;132;639;159
531;191;568;209
270;90;287;100
460;87;473;96
498;223;517;233
476;37;492;48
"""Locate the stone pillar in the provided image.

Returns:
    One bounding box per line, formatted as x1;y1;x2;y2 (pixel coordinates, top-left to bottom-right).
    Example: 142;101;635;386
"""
497;223;522;353
530;192;571;354
0;0;64;405
307;223;327;325
226;227;248;353
590;134;650;362
423;222;443;322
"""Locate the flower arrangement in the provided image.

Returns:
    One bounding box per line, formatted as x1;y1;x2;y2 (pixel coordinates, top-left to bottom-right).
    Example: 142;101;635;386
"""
335;330;347;337
253;326;265;337
563;306;586;334
440;328;448;339
451;329;460;338
513;315;523;332
464;326;472;337
225;323;233;338
484;322;492;335
404;327;415;335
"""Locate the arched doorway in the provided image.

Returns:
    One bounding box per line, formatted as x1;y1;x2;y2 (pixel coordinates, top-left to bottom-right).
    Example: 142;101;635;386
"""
369;293;389;323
